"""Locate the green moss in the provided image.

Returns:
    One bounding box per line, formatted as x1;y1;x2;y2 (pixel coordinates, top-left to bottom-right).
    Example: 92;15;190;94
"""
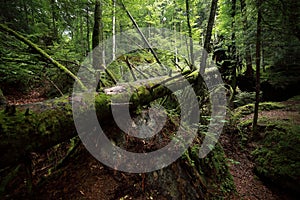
0;99;75;168
232;102;284;122
288;95;300;101
259;102;284;110
251;120;300;193
195;143;235;199
233;92;258;107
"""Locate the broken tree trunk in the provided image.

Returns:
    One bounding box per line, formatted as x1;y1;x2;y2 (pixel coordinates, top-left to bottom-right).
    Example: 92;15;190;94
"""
0;70;199;168
1;69;235;199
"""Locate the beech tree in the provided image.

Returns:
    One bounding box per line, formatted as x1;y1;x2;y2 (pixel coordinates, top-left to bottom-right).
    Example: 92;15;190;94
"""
200;0;218;75
253;0;262;133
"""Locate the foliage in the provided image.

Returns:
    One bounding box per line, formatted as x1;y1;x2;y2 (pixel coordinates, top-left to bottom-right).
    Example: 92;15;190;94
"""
0;31;42;93
215;0;300;93
0;0;298;197
261;64;300;101
233;91;258;107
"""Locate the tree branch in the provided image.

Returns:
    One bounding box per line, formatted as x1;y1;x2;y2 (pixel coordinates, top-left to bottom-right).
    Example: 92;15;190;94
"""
0;24;86;91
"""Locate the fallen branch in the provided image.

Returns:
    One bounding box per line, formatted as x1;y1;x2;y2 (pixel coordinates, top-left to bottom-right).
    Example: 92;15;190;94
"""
0;24;86;91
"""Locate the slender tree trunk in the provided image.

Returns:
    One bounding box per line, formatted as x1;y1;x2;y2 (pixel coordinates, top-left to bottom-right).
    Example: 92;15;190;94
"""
229;0;237;107
0;88;6;105
185;0;195;70
200;0;218;75
120;1;164;70
288;0;300;41
80;14;84;52
261;40;265;72
253;0;262;134
92;0;104;90
92;0;103;69
22;0;29;31
112;0;116;61
50;0;58;40
240;0;253;77
86;6;91;54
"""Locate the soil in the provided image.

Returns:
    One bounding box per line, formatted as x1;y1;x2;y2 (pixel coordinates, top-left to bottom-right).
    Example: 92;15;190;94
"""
220;133;292;200
3;90;299;199
220;98;300;200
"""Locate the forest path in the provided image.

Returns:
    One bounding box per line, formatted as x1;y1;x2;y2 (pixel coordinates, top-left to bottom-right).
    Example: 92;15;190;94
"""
221;133;282;200
6;88;46;105
220;98;300;200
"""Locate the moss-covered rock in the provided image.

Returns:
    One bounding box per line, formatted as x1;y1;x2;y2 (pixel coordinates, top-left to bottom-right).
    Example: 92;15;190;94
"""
231;97;300;194
231;102;284;123
251;119;300;194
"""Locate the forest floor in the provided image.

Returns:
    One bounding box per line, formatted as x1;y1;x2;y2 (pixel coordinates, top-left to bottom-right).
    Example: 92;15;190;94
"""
221;98;300;200
4;91;299;200
221;128;292;200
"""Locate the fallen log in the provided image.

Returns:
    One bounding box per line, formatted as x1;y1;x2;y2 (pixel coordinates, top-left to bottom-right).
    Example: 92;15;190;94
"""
1;70;236;200
0;70;200;168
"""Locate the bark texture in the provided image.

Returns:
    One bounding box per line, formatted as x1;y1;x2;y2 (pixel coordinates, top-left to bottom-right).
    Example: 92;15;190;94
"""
200;0;218;75
0;71;198;168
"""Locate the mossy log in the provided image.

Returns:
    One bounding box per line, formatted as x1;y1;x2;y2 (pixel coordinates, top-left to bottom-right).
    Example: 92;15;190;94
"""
0;71;200;168
0;24;86;90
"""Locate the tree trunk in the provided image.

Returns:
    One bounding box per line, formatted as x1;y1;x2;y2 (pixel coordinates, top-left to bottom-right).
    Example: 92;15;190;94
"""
92;0;103;70
229;0;237;107
92;1;117;88
253;0;262;134
0;70;199;168
22;0;29;31
79;13;84;52
50;0;58;40
0;88;6;105
185;0;196;70
112;0;116;61
86;6;91;54
200;0;218;75
240;0;254;77
120;1;164;70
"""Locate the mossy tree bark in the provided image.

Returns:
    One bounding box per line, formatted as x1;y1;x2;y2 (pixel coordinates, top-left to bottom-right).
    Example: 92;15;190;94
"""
0;71;198;168
0;70;235;199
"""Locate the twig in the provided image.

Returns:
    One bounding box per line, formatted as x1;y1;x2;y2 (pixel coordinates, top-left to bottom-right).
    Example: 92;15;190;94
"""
44;76;64;96
124;58;149;79
119;1;166;70
124;57;137;81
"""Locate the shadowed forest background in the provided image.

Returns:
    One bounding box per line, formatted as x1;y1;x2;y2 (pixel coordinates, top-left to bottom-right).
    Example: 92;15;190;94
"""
0;0;299;199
